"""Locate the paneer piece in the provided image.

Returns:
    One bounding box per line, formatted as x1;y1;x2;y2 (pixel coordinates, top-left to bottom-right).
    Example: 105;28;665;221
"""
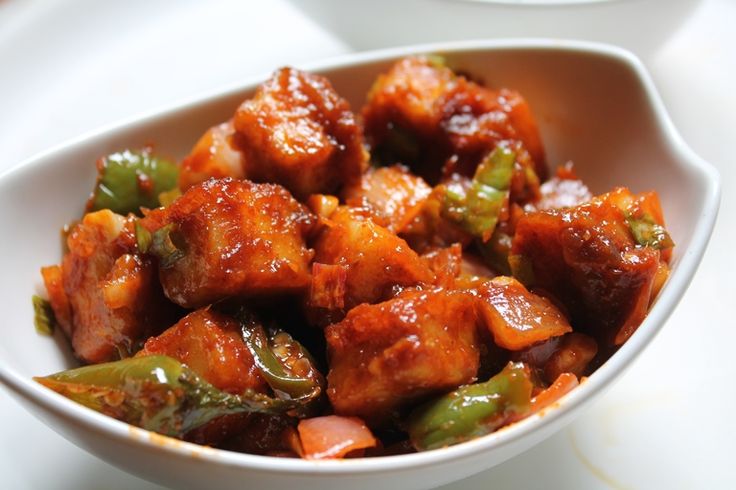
179;121;246;191
41;210;176;363
342;165;431;233
233;67;368;199
326;289;480;424
476;276;572;351
137;309;266;394
363;56;546;183
511;187;671;345
311;207;434;312
142;178;315;309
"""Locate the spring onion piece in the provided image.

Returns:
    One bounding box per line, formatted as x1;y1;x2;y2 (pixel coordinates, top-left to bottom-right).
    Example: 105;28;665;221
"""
34;355;299;437
439;146;515;241
134;221;152;253
149;224;184;268
32;295;56;336
627;214;674;250
407;362;533;451
88;149;179;216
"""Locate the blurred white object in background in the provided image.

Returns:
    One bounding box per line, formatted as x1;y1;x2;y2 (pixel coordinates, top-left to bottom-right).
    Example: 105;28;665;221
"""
289;0;701;59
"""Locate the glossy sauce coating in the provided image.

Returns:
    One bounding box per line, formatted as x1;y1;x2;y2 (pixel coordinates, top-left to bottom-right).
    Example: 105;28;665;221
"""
512;188;663;345
42;210;176;363
311;206;434;314
38;57;674;458
476;276;572;351
342;165;431;233
138;308;266;394
179;121;246;191
234;67;367;199
363;56;546;183
143;178;315;309
325;288;479;425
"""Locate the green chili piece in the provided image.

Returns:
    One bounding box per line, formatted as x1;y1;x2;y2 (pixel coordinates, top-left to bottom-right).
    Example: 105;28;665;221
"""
238;315;323;405
88;149;179;216
627;214;674;250
32;295;55;336
407;362;533;451
35;355;297;437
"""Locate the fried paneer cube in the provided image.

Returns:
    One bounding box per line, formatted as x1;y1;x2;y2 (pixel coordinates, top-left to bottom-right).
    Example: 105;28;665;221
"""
363;56;546;183
143;178;315;309
179;121;246;192
325;289;480;424
311;207;434;312
137;309;271;446
511;187;668;345
138;309;266;394
476;276;572;351
233;67;367;199
41;210;176;363
341;165;431;234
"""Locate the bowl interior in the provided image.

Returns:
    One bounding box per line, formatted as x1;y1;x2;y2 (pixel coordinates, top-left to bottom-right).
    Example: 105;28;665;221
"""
0;41;718;488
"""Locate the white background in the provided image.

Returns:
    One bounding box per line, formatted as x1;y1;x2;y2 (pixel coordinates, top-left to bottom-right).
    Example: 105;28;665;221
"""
1;0;734;488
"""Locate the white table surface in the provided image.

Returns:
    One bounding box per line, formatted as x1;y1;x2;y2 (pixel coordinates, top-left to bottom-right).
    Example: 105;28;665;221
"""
1;0;734;488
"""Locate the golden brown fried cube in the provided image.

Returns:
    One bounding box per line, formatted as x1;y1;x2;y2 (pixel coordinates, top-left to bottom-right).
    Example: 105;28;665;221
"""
341;165;431;233
145;178;315;309
363;56;546;183
179;121;246;191
233;67;367;199
511;188;666;345
312;207;434;311
41;210;176;364
325;289;480;425
138;309;266;394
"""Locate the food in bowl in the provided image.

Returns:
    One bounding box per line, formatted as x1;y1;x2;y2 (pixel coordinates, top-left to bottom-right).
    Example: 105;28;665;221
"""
32;55;674;459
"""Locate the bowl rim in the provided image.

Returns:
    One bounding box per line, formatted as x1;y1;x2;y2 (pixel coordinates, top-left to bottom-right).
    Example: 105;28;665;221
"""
0;38;721;476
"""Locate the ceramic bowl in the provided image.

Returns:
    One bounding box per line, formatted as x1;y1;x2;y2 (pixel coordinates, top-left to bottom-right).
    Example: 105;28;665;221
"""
0;40;719;490
289;0;701;59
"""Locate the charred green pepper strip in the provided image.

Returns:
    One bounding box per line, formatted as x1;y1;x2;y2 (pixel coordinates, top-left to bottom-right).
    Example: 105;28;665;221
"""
88;149;179;216
440;146;515;240
627;214;674;250
238;315;323;405
35;355;297;437
407;362;533;451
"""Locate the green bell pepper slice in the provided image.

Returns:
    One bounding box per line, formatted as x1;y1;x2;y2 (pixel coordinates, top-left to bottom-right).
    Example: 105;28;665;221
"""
88;149;179;216
408;362;533;451
35;355;301;438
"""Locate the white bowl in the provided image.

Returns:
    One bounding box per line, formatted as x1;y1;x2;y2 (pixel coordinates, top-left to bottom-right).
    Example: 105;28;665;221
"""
289;0;701;59
0;40;719;490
